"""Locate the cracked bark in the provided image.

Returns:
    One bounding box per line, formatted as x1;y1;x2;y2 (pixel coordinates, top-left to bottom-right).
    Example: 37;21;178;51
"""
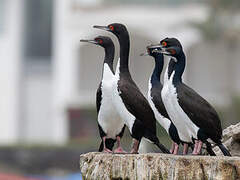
80;152;240;180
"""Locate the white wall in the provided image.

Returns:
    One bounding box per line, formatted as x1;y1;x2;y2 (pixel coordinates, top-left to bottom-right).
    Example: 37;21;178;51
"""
0;0;208;145
52;0;76;144
68;4;206;107
0;0;23;144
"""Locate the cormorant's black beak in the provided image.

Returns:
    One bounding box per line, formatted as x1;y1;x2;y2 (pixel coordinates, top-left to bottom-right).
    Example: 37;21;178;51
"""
80;39;98;44
152;47;171;55
142;44;164;56
147;44;163;49
93;25;110;31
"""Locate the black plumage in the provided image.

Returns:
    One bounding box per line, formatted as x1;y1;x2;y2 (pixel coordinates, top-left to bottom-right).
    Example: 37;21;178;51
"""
142;45;181;154
177;84;222;143
94;23;169;154
117;74;157;138
80;36;125;153
149;46;181;142
158;37;231;156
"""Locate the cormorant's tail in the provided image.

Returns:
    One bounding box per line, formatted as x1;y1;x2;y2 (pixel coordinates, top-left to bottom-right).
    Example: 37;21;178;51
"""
205;141;216;156
218;143;231;156
143;130;170;154
154;140;170;154
98;141;104;152
189;143;194;151
98;138;116;152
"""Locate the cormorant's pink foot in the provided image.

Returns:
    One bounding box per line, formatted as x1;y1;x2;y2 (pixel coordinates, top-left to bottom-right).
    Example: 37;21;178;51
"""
170;143;174;154
183;143;189;155
103;148;112;153
196;141;203;155
114;136;126;153
173;143;179;155
192;140;200;155
114;147;127;153
130;139;139;154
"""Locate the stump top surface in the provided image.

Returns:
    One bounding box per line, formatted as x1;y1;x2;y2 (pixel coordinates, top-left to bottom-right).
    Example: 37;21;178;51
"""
80;152;240;180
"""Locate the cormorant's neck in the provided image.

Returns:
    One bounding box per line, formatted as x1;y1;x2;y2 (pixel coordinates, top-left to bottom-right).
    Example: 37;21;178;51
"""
104;46;114;73
117;32;130;73
169;51;186;84
151;54;164;86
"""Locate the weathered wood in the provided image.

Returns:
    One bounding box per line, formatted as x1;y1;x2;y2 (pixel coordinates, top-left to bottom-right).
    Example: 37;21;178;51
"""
213;122;240;157
80;152;240;180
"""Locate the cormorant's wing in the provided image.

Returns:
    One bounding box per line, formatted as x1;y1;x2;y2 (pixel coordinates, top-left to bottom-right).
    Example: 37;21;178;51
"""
118;75;156;135
177;83;222;142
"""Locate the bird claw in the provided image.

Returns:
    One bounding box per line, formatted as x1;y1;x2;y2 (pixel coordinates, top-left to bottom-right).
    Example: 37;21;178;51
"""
103;148;113;153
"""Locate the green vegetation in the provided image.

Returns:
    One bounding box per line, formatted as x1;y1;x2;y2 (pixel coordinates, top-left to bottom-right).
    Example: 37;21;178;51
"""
194;0;240;41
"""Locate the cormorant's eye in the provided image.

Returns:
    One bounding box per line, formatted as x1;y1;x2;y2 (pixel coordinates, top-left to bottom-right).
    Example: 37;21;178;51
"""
96;39;103;44
162;41;167;47
109;25;114;31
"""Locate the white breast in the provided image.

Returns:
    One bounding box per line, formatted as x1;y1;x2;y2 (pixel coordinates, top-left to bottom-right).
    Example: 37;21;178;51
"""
147;78;171;132
161;71;199;143
98;63;125;139
111;60;136;134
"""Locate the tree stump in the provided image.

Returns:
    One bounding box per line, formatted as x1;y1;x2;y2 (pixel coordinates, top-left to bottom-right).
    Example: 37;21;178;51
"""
213;122;240;157
80;152;240;180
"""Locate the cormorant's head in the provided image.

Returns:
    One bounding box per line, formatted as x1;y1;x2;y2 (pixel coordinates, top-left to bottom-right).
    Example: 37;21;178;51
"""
153;38;183;58
80;36;114;49
93;23;128;38
160;38;182;49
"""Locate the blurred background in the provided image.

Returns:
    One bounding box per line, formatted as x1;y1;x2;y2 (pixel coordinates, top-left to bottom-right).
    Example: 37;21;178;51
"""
0;0;240;179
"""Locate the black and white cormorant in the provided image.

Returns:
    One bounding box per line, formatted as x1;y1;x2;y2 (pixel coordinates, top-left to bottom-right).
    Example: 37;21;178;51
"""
154;37;231;156
80;36;126;153
140;45;182;154
93;23;170;154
